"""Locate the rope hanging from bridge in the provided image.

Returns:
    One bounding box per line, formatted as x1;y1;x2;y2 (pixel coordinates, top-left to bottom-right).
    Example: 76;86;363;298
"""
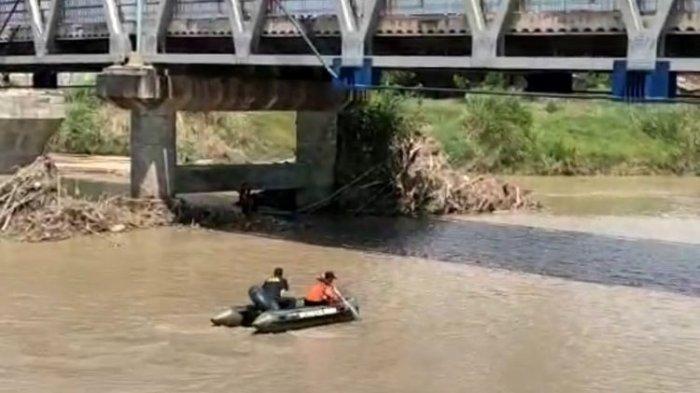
0;0;22;42
0;0;22;82
269;0;339;79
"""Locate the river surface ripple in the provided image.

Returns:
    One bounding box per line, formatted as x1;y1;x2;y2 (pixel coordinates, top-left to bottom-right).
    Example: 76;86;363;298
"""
1;229;699;393
276;216;700;297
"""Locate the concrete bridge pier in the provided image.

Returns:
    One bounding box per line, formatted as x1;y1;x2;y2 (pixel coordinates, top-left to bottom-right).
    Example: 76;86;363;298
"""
97;66;348;207
130;106;176;199
296;111;338;208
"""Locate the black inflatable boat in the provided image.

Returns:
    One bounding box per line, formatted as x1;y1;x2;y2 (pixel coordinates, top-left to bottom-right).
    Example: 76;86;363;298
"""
211;286;359;333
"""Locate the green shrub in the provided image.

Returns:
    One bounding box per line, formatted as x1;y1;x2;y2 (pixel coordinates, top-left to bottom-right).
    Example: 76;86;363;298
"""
461;96;535;171
631;105;700;173
381;70;419;87
482;72;509;91
336;91;425;182
573;72;611;91
340;92;419;157
452;74;471;90
49;89;129;155
544;100;560;113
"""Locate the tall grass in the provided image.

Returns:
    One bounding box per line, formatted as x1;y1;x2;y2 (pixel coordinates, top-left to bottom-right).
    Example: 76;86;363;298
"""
419;97;700;175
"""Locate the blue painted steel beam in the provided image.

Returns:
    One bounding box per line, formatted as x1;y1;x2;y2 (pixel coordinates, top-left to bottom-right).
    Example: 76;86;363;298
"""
612;61;677;102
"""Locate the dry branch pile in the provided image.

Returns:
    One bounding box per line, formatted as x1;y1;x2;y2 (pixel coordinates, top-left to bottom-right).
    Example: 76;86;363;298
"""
0;157;172;242
334;132;539;215
391;134;538;215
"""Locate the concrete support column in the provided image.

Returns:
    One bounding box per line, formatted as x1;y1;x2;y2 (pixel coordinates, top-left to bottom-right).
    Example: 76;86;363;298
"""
616;0;676;70
296;111;338;208
335;0;381;67
464;0;514;67
130;106;176;199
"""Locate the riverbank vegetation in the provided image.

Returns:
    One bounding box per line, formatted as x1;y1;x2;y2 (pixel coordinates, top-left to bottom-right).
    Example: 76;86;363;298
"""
422;97;700;175
49;89;700;176
333;92;538;214
49;89;295;164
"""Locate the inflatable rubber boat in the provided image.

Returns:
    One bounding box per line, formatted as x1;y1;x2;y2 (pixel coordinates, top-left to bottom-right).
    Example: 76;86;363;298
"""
211;286;359;333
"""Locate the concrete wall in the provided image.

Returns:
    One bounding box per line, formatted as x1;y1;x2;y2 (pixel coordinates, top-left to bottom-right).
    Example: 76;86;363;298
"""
0;90;65;174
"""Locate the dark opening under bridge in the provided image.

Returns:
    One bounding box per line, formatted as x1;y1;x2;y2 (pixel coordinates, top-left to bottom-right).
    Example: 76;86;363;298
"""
1;0;699;203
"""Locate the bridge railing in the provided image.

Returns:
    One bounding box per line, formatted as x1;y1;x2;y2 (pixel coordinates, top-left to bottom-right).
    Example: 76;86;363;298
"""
518;1;700;14
0;0;699;49
678;0;700;12
383;0;469;15
520;0;615;13
267;0;336;16
263;0;695;18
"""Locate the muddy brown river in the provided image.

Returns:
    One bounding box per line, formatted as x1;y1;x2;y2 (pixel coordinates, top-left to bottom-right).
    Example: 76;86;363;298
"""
1;177;700;392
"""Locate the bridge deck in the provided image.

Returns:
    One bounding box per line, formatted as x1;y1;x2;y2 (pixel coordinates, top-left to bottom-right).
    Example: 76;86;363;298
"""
0;0;697;71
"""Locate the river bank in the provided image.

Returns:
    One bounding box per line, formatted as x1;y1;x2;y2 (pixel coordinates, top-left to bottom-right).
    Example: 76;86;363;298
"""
22;154;698;244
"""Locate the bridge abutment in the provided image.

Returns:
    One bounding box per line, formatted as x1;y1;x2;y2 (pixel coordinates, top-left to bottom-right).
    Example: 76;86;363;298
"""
0;90;65;174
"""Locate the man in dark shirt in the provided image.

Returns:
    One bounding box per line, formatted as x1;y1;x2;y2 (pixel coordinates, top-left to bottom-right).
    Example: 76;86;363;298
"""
261;267;295;309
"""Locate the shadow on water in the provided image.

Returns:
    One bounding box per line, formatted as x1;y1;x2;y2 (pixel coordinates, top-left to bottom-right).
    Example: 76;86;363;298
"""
49;177;700;297
251;214;700;297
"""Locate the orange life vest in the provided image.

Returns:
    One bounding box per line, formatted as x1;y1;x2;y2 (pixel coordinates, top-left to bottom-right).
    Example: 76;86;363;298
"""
305;281;337;302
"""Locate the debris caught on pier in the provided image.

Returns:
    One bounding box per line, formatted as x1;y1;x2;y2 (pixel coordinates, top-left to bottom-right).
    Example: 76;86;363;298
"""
0;156;172;242
391;133;538;215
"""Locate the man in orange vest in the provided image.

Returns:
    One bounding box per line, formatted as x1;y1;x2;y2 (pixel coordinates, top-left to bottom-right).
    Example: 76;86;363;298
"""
305;271;341;306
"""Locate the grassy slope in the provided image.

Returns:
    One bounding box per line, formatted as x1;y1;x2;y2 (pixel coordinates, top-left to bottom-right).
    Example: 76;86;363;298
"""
419;98;697;175
530;101;675;173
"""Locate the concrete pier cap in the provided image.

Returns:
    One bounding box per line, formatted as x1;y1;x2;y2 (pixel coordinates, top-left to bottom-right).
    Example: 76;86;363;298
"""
96;65;350;111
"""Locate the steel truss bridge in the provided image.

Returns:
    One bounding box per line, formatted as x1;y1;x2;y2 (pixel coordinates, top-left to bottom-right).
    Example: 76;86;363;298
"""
0;0;699;99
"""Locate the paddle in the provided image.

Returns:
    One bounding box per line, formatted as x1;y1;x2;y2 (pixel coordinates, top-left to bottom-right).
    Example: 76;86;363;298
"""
332;287;361;321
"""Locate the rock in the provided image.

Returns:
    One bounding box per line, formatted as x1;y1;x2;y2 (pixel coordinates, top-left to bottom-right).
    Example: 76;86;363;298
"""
109;224;126;233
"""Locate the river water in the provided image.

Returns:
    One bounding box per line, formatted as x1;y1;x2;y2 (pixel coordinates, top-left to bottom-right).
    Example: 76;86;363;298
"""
1;177;699;392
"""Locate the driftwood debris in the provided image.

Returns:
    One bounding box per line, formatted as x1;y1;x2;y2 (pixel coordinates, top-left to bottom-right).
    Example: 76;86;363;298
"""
391;134;538;215
0;156;172;242
335;133;539;215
